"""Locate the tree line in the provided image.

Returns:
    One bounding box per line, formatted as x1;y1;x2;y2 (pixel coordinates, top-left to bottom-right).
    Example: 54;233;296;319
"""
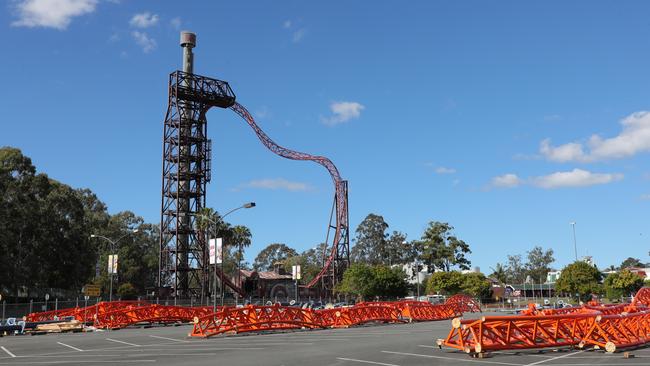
0;147;254;300
251;213;481;300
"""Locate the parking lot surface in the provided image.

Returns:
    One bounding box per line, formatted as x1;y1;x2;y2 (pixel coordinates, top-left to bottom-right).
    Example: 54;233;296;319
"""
1;312;649;365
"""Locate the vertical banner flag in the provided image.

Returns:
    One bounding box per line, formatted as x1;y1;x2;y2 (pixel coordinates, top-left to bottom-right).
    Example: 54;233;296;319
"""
216;238;223;264
108;254;118;274
292;265;301;280
209;239;216;265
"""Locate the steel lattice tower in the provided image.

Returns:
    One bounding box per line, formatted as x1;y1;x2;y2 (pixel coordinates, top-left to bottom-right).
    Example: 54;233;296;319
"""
159;32;235;298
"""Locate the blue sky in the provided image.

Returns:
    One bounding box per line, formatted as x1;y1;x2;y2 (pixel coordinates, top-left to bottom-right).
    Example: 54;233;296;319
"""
2;1;650;273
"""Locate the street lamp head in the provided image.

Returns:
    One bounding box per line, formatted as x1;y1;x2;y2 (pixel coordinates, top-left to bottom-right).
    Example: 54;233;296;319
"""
243;202;256;209
132;229;140;233
90;234;97;238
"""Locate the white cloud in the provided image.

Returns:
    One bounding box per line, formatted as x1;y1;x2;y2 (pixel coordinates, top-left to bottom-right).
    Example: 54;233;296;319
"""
490;169;623;190
283;20;292;29
490;174;523;188
129;12;158;28
11;0;97;30
170;17;181;30
292;28;306;43
321;101;365;126
540;139;588;163
532;169;623;189
131;31;156;53
641;193;650;200
435;167;456;174
540;111;650;162
238;178;310;192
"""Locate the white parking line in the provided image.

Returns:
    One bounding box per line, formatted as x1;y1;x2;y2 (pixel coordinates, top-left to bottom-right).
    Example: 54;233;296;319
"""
0;361;155;364
56;342;84;352
106;338;141;347
337;357;400;366
148;335;189;343
0;347;16;358
523;350;583;366
381;350;523;365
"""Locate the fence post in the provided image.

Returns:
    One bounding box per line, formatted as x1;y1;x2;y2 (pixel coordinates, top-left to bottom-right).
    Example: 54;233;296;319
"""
29;299;33;314
55;298;58;312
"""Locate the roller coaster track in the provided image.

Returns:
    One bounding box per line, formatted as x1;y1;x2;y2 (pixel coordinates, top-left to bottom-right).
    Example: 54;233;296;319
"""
439;287;650;355
229;102;349;288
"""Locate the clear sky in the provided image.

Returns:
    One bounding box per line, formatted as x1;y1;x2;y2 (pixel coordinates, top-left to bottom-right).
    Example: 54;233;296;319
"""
2;1;649;273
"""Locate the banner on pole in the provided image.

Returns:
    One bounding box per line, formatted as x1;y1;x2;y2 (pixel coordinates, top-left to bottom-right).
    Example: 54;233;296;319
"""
209;239;216;265
108;254;118;274
216;238;223;264
292;265;301;280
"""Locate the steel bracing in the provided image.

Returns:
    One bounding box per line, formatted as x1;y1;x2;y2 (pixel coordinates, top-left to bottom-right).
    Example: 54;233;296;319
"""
159;71;235;298
229;103;350;290
160;71;350;298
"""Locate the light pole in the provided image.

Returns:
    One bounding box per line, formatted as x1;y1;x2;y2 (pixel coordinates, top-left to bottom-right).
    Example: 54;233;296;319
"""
198;202;255;313
90;229;139;302
570;221;578;261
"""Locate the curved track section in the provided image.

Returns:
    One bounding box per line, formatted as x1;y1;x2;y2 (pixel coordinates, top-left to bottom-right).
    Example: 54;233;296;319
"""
230;102;349;287
440;287;650;355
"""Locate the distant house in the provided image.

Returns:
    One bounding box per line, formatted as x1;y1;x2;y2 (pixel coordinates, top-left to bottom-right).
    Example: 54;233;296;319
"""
236;269;295;300
394;262;431;285
625;267;650;279
546;271;561;284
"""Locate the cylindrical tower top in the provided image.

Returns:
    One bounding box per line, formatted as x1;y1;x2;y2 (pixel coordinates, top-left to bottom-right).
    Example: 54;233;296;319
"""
180;31;196;48
180;31;195;74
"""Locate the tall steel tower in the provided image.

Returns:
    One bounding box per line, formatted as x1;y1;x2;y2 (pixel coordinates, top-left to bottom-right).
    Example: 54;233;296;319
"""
159;32;235;298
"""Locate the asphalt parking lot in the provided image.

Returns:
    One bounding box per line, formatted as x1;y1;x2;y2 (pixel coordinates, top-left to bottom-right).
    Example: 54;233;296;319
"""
1;312;649;366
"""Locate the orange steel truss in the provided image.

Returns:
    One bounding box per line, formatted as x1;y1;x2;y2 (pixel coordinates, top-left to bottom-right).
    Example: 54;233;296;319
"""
94;305;215;329
191;305;325;337
25;301;149;323
24;294;481;334
439;313;597;353
439;287;650;355
190;296;481;338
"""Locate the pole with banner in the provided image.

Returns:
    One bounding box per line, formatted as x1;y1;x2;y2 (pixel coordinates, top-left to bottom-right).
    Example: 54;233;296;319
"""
217;238;224;306
108;254;118;302
292;265;301;301
209;238;216;312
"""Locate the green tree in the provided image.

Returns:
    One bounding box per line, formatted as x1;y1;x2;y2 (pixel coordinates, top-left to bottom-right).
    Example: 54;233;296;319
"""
371;265;409;299
505;254;526;284
284;242;328;285
335;263;408;300
620;257;643;269
0;147;98;295
426;271;465;295
525;246;555;283
385;231;408;265
253;243;298;271
489;263;508;284
604;269;644;300
351;213;390;265
418;222;471;272
555;261;603;301
335;263;376;299
117;283;138;300
462;272;492;299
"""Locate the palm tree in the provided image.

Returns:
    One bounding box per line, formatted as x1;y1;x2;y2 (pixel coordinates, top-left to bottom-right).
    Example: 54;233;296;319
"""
490;263;508;284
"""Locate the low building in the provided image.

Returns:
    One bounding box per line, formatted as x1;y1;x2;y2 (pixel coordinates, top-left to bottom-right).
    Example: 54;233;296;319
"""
236;269;296;300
